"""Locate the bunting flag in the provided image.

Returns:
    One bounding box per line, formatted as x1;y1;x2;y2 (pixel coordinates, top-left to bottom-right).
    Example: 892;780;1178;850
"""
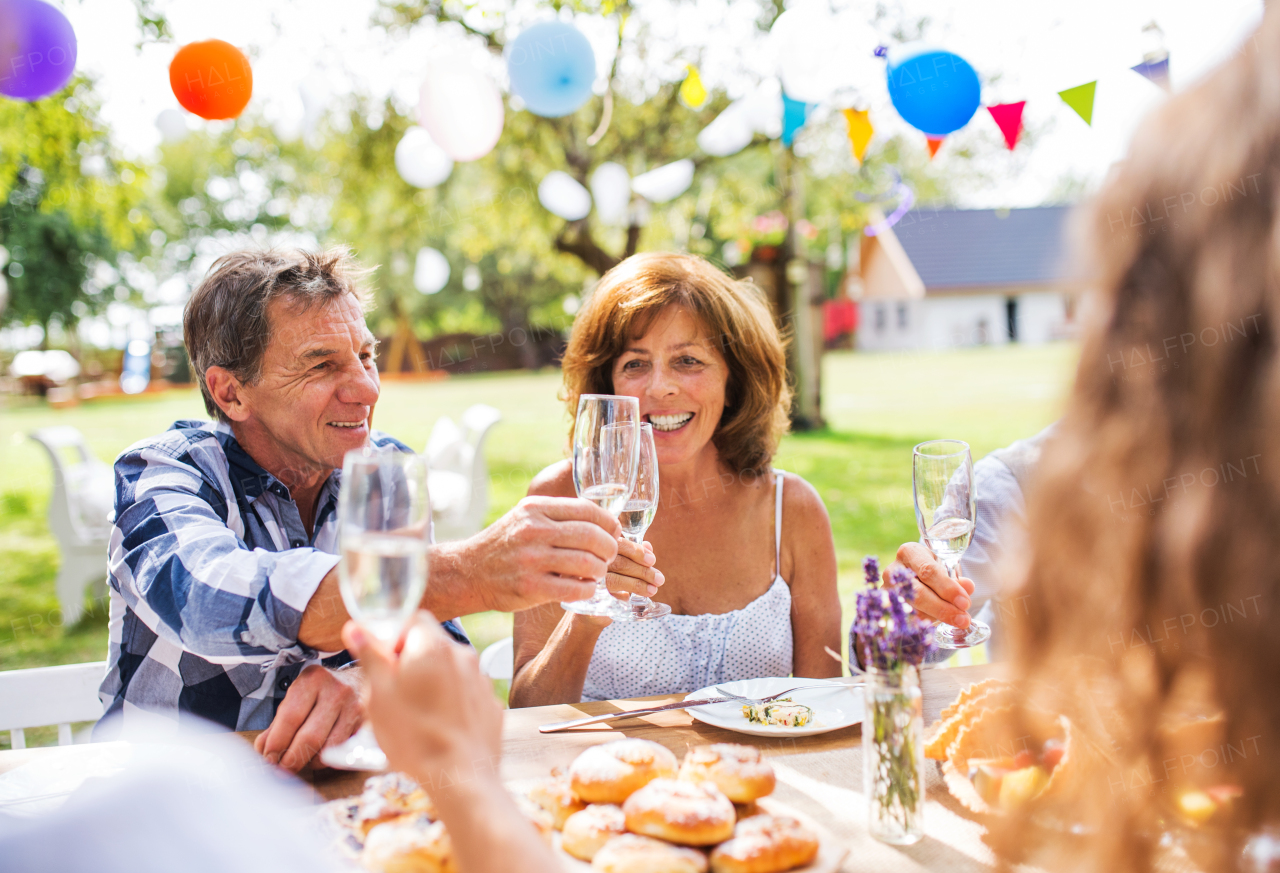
986;101;1026;151
925;135;944;160
782;93;812;147
1131;55;1171;92
1057;81;1097;125
842;108;874;163
680;64;707;108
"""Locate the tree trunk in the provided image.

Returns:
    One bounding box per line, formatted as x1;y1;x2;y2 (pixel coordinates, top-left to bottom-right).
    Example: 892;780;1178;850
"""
778;147;823;430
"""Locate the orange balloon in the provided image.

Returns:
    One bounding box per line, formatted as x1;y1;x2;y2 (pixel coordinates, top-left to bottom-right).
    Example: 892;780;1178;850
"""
169;39;252;120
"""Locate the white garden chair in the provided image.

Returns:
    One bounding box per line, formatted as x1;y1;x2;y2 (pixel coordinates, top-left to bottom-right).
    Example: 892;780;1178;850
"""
478;636;514;681
28;427;115;625
425;404;502;542
0;661;106;748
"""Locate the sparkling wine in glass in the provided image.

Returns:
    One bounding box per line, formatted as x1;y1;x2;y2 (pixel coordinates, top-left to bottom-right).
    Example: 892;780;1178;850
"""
912;439;990;649
320;448;431;770
562;394;640;619
616;423;671;621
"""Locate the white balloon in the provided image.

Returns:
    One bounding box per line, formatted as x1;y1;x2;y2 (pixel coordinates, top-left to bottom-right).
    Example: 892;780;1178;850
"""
631;159;694;204
697;101;755;157
418;58;505;162
590;162;631;225
155;109;189;143
395;127;454;189
538;171;592;221
743;80;784;139
771;0;860;104
414;247;451;294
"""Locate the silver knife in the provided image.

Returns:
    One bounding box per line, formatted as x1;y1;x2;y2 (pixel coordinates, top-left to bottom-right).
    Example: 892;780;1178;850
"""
538;696;736;733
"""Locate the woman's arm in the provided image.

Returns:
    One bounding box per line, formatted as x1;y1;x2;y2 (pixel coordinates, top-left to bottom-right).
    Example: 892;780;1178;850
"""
780;473;843;678
343;617;562;873
509;462;611;707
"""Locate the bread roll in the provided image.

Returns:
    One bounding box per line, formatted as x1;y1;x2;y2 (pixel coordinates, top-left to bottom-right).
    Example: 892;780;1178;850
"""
709;814;819;873
561;804;627;861
591;833;709;873
527;776;586;829
570;739;678;804
354;772;437;837
678;744;776;802
362;813;455;873
623;778;735;846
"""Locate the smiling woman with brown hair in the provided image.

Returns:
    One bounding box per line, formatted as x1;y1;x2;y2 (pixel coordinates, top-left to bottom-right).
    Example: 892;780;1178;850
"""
508;252;843;706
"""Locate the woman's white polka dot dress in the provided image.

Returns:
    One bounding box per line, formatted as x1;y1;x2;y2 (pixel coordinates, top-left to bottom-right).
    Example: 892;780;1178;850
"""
580;471;794;702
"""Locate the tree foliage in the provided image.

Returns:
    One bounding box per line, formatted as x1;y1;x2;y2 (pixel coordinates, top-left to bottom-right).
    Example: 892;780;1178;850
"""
0;76;150;332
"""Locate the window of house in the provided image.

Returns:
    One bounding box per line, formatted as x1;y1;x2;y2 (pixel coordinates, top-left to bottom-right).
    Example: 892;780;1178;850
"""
875;304;886;333
896;303;908;329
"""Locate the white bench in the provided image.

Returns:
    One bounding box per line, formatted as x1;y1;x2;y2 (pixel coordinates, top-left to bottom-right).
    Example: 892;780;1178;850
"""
426;404;502;542
28;427;115;625
0;662;106;749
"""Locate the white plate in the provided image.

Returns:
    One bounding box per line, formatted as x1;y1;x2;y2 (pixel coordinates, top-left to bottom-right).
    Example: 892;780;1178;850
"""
683;677;863;738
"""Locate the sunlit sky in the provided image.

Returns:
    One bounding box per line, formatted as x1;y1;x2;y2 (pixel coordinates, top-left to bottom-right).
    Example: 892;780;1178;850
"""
59;0;1265;207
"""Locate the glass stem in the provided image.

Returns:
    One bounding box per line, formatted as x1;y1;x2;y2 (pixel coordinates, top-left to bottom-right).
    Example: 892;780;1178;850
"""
625;530;648;602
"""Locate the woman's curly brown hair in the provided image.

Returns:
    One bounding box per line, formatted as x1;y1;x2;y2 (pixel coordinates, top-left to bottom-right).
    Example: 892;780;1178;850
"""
560;252;791;475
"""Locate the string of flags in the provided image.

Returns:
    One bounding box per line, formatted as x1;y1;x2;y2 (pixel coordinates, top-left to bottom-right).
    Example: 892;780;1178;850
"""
829;47;1164;163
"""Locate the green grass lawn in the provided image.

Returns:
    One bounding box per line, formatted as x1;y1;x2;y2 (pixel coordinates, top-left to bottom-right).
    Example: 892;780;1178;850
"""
0;342;1078;743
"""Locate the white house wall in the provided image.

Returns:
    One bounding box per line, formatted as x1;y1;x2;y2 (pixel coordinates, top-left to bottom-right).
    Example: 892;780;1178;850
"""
922;295;1009;349
1013;291;1071;343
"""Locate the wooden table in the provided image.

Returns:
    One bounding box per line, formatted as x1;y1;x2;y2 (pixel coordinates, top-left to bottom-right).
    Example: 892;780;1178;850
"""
0;664;1002;872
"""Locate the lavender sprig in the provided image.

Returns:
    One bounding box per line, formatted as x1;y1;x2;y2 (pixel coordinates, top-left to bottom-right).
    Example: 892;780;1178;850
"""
851;556;936;671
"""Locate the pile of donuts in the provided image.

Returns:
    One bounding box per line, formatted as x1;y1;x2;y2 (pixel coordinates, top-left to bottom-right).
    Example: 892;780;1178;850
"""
530;738;820;873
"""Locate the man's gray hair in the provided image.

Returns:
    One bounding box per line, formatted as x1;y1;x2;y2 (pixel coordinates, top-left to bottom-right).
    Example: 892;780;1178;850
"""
183;247;372;421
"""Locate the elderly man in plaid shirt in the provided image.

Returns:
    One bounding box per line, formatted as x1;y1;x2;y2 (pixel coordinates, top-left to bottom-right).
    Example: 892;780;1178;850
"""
96;247;659;772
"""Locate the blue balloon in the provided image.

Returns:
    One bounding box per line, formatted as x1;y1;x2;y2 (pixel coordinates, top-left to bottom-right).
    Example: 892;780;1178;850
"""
507;21;596;118
885;43;980;136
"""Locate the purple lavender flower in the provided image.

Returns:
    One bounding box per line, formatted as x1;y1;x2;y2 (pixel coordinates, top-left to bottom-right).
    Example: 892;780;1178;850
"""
863;555;880;587
850;557;937;670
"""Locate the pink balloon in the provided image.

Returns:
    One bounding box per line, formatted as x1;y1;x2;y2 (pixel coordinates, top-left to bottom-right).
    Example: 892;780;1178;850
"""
417;58;504;162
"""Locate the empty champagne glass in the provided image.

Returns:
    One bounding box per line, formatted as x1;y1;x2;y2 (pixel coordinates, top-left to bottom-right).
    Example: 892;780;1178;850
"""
617;423;671;621
562;394;641;618
912;439;990;649
320;448;430;770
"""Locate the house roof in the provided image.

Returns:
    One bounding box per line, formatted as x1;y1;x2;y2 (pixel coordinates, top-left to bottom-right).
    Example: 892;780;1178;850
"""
888;205;1074;289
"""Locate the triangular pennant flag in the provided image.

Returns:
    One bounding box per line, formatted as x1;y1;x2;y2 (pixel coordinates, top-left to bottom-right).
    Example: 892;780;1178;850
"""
680;64;707;109
986;101;1026;151
1131;55;1171;92
1057;81;1097;125
781;93;812;147
925;135;944;160
842;108;874;163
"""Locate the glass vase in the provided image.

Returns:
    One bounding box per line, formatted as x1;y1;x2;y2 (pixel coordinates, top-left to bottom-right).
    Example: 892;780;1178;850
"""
863;664;925;845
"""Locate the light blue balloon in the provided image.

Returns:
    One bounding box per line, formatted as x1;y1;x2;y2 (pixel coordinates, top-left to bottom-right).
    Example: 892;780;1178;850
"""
507;21;596;118
885;42;980;136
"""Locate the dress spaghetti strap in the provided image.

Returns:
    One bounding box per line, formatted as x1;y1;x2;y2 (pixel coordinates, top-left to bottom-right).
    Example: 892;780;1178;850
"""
774;469;784;577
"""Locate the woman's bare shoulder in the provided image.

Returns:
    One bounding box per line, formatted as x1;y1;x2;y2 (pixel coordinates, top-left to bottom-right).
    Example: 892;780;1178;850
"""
778;471;833;536
528;460;575;498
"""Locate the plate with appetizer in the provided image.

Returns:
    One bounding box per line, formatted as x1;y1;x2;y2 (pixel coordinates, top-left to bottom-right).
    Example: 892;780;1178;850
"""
321;739;847;873
682;678;863;738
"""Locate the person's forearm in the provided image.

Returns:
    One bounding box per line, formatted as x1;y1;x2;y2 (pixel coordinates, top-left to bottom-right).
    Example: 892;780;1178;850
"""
420;540;491;620
430;774;560;873
298;567;350;652
509;613;605;707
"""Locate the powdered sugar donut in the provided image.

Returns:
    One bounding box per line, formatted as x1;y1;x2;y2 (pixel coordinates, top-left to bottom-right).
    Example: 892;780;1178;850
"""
678;744;777;803
622;778;735;846
569;739;678;804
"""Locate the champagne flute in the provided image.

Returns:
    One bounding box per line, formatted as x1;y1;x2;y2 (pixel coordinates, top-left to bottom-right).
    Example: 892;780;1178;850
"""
320;448;431;771
912;439;990;649
617;423;672;621
562;394;641;619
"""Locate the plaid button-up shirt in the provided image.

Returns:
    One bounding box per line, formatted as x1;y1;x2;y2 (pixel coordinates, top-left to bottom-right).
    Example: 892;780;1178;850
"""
95;419;467;736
